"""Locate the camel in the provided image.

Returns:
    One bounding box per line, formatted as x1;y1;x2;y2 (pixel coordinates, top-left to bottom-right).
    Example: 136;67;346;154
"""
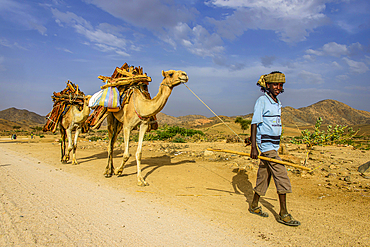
105;69;188;186
60;95;92;165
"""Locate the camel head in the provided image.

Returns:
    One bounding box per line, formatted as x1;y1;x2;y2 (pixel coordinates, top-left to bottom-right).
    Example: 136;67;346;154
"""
84;95;92;105
161;70;188;88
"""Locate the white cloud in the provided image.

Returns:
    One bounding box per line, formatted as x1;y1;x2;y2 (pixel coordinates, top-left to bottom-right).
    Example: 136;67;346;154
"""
207;0;329;42
303;54;315;61
82;1;224;59
332;61;342;69
343;57;369;74
0;38;27;50
306;42;364;58
0;0;47;35
164;22;224;57
322;42;348;57
51;8;130;56
82;0;195;31
307;42;348;57
56;47;73;54
336;20;356;33
297;70;324;84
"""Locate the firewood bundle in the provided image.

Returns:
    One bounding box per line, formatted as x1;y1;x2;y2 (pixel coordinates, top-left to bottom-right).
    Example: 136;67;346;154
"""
85;105;107;130
43;81;85;133
99;62;152;91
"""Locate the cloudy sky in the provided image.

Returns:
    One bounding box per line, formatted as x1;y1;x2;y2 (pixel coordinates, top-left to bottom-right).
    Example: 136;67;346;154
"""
1;0;369;117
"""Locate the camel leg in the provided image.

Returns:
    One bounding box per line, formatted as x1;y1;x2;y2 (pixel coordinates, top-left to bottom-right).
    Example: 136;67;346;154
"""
105;114;122;177
65;128;73;163
71;128;81;165
136;122;149;186
60;127;67;163
115;126;131;176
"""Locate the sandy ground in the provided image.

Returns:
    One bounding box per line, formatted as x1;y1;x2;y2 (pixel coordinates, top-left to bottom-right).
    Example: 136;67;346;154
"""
1;135;370;246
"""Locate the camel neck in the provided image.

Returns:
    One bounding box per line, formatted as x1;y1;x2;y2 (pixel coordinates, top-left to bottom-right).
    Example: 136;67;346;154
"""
133;84;172;118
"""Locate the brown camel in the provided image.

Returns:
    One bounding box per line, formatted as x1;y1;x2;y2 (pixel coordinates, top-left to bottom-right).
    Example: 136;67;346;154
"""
60;95;91;165
105;69;188;186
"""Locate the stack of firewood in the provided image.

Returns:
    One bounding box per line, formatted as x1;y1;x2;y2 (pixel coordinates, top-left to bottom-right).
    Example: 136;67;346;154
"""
43;81;85;133
86;63;158;131
99;62;152;91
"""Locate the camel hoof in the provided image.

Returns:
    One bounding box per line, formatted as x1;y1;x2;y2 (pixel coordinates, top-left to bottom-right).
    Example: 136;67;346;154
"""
105;173;112;178
137;180;149;187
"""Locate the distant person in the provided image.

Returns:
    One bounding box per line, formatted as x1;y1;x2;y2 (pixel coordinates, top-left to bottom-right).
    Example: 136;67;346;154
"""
249;71;300;227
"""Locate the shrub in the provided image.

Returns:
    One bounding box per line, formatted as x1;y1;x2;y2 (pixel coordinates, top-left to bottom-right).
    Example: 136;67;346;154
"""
291;117;358;148
88;136;103;142
235;117;251;133
131;125;204;142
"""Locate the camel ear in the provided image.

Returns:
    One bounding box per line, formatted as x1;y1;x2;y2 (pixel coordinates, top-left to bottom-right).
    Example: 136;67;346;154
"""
162;70;166;77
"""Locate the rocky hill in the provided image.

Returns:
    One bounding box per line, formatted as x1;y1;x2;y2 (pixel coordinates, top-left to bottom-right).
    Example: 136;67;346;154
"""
0;107;46;131
282;99;370;125
0;107;46;125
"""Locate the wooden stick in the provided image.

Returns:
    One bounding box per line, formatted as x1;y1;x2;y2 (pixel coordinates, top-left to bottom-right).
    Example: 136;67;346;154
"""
52;95;85;101
99;75;152;89
207;148;311;171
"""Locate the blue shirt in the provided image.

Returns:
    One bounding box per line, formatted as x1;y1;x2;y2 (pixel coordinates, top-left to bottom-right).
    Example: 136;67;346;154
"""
251;93;282;153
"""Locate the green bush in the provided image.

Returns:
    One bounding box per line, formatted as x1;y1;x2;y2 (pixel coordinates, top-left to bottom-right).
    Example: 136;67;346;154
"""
88;136;103;142
291;117;358;148
235;117;251;133
130;125;204;142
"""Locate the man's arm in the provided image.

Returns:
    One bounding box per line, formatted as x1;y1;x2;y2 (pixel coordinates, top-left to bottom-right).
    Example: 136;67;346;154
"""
250;124;259;159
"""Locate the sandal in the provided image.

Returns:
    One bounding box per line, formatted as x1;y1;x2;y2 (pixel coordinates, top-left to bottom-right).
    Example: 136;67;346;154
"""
248;206;269;217
277;213;301;226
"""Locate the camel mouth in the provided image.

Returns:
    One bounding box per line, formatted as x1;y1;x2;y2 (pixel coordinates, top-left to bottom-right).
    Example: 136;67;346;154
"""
177;74;189;84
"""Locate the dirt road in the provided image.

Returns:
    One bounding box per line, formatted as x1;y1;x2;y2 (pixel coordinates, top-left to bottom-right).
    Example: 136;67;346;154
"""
0;144;261;246
1;136;370;246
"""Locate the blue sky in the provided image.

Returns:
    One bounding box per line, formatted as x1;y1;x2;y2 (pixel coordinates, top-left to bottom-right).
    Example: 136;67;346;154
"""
0;0;369;118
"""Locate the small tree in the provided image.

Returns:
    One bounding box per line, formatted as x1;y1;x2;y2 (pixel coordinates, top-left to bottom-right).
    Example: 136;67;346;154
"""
235;117;251;133
291;117;358;148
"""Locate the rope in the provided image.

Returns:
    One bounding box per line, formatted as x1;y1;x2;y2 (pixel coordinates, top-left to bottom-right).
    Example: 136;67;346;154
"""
182;83;244;143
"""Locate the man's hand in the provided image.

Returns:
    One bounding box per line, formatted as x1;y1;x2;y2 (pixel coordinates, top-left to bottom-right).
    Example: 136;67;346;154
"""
250;146;259;159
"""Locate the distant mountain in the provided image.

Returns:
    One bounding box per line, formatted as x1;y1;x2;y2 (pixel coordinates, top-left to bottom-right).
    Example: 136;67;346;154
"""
156;112;181;125
0;107;46;125
156;113;214;128
282;99;370;125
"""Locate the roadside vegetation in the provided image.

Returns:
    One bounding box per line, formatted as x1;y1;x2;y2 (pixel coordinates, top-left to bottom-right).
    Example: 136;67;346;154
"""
290;117;369;150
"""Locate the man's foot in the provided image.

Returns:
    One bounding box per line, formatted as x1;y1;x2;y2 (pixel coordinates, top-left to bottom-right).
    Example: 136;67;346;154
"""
277;213;300;226
248;206;269;217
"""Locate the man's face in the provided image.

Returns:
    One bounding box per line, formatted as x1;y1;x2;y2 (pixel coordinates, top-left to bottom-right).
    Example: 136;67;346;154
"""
267;82;283;96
